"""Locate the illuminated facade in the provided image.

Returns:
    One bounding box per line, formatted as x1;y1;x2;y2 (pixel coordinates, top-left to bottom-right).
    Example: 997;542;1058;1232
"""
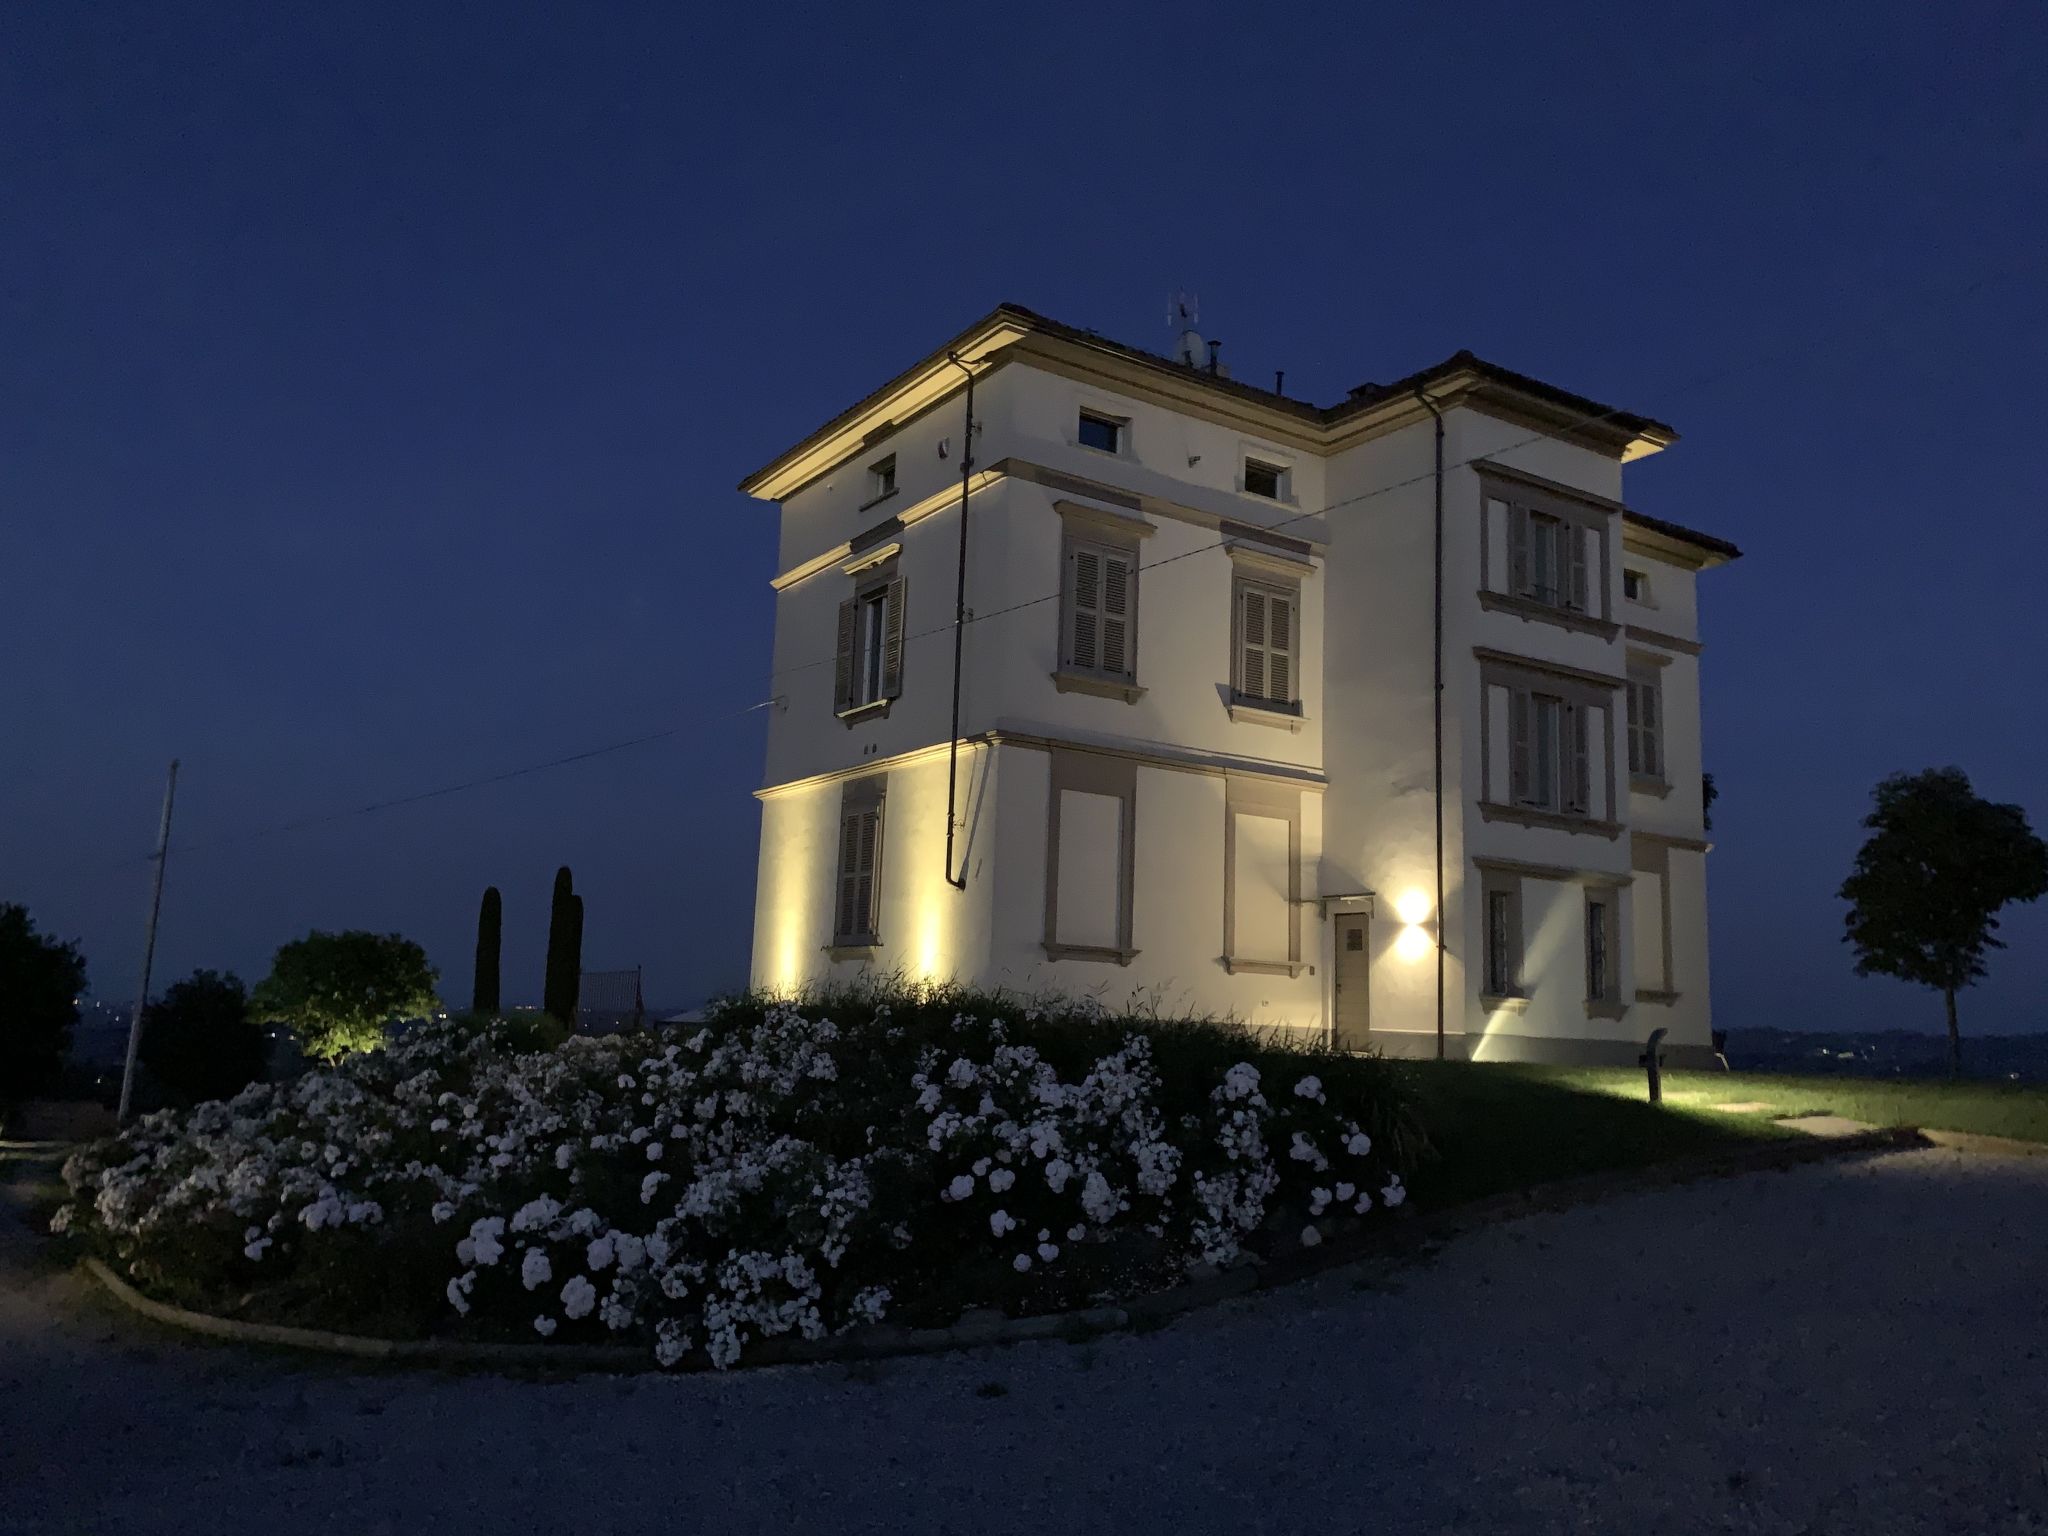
739;306;1737;1067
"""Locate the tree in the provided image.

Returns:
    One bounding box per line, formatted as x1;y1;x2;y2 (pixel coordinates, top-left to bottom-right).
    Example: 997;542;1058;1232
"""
543;867;583;1025
139;969;268;1105
473;887;502;1014
1702;772;1718;833
1840;768;2048;1076
250;930;440;1062
0;904;87;1102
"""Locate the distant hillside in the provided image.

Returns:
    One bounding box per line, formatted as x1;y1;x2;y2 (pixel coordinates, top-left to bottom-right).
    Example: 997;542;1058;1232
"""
1724;1027;2048;1083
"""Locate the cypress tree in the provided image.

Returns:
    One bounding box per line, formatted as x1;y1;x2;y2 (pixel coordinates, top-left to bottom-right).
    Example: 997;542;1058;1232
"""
564;893;585;1026
543;866;575;1022
472;886;502;1014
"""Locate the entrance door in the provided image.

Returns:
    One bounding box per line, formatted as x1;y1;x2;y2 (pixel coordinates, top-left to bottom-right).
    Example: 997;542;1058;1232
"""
1332;915;1370;1051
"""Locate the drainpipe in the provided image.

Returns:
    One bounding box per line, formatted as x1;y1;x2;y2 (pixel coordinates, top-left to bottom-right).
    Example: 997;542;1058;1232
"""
941;353;977;890
1414;388;1446;1061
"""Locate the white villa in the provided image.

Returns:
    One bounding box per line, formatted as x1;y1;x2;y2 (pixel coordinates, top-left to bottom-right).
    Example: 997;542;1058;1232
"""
740;304;1737;1068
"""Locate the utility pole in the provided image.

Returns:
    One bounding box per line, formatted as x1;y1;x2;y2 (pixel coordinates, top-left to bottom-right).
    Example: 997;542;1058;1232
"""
117;760;179;1124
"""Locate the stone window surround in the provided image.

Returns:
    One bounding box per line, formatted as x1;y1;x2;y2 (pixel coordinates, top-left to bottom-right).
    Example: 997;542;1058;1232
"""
1042;748;1138;965
1478;865;1524;1004
1052;501;1153;704
827;774;888;955
1631;833;1681;1004
1476;463;1619;637
1583;885;1625;1019
835;545;903;726
1626;647;1672;793
1474;647;1623;834
1221;775;1305;978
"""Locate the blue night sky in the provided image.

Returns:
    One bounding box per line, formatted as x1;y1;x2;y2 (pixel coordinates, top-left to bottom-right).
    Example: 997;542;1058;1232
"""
4;2;2044;1031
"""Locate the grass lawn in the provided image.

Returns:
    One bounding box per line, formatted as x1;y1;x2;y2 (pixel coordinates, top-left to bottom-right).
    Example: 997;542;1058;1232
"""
1394;1063;1801;1209
1395;1062;2048;1211
1530;1067;2048;1145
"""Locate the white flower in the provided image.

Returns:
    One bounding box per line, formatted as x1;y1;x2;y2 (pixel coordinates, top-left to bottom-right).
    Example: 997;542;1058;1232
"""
561;1275;597;1320
645;1142;664;1162
1012;1253;1032;1273
988;1167;1015;1193
1293;1074;1325;1102
971;1157;991;1176
1345;1131;1372;1157
1036;1242;1059;1263
554;1144;574;1170
1300;1224;1322;1248
1043;1158;1074;1193
521;1249;553;1291
533;1315;558;1338
640;1171;668;1204
586;1235;616;1271
467;1216;506;1266
446;1278;471;1316
430;1201;456;1224
989;1209;1017;1237
1066;1224;1086;1243
1380;1177;1406;1208
1335;1183;1355;1202
946;1173;975;1202
1080;1170;1118;1223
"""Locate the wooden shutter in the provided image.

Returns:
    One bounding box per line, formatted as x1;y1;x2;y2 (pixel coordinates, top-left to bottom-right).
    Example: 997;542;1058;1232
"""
1626;682;1643;775
1508;689;1531;803
1640;680;1660;776
835;811;861;937
1238;586;1267;700
833;597;858;714
1566;526;1590;612
1099;552;1132;678
1508;506;1530;597
1267;591;1293;703
880;577;906;699
853;809;878;936
1070;546;1101;671
1563;702;1591;814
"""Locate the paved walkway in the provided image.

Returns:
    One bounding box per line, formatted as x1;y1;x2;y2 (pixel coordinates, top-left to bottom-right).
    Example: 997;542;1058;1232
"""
5;1145;2046;1535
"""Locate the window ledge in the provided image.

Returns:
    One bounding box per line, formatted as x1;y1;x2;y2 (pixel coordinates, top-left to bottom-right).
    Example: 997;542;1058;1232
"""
1226;697;1307;732
1051;669;1146;704
1634;988;1681;1006
1630;773;1672;798
824;942;882;962
1478;589;1620;640
1479;802;1622;839
1042;943;1139;966
837;698;893;727
857;487;901;515
1222;957;1309;977
1585;999;1630;1020
1480;992;1531;1014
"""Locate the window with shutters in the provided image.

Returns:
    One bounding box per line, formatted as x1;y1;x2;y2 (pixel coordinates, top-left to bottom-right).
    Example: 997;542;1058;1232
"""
1508;505;1591;613
1232;576;1298;710
832;778;886;948
1481;874;1523;1000
1585;889;1616;1005
864;455;897;507
1243;458;1288;501
833;565;906;720
1061;535;1138;683
1507;686;1593;816
1626;671;1664;781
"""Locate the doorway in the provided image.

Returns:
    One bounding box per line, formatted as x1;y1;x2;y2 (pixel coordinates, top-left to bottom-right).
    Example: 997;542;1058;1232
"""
1332;914;1370;1051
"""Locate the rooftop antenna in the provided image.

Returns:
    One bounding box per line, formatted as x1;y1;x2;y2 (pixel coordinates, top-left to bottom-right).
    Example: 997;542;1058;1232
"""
1168;290;1203;369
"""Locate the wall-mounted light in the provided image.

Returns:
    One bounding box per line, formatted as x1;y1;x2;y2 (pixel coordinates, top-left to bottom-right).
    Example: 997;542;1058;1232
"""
1393;890;1432;927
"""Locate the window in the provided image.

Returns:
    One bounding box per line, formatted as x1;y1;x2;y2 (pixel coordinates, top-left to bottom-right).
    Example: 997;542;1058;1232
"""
1509;688;1592;815
1508;504;1591;613
1043;750;1137;963
1623;567;1648;603
1243;458;1286;500
833;778;886;947
1626;671;1664;780
1063;536;1137;681
1585;889;1616;1004
1222;778;1304;976
1233;578;1297;708
1077;411;1123;454
834;567;906;717
1482;876;1522;998
866;455;897;504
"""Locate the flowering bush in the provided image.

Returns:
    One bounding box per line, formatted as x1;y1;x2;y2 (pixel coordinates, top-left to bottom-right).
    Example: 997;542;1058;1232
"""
53;985;1421;1368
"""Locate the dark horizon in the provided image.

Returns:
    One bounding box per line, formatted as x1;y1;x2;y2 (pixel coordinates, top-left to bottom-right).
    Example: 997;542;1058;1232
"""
5;2;2045;1036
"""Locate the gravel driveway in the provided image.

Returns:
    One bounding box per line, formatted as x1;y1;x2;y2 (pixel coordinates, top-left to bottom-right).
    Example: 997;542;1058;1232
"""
5;1145;2045;1535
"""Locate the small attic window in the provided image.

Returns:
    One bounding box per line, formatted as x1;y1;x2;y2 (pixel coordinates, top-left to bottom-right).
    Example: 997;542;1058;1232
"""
1623;567;1650;603
1078;411;1123;454
1244;458;1287;500
866;455;897;505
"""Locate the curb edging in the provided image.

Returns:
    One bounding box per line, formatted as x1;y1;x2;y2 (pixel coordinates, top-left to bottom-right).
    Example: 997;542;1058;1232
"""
78;1125;1929;1375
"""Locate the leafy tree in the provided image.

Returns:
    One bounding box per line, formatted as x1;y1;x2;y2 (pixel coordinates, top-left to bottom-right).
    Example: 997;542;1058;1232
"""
473;886;502;1014
1702;771;1718;833
1840;768;2048;1075
543;867;582;1025
139;969;268;1105
0;903;87;1102
250;930;440;1062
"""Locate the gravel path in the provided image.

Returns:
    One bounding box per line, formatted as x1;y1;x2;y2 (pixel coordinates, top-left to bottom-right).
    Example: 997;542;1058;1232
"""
5;1146;2046;1535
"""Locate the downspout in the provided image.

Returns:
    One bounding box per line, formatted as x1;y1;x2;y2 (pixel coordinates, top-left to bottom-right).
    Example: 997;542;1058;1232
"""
1414;389;1446;1061
941;353;977;890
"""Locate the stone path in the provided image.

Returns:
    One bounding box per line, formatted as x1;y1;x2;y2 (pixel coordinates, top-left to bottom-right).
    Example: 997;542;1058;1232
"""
5;1145;2046;1535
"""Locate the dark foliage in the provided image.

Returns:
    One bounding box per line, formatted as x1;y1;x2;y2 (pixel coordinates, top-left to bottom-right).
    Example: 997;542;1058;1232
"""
472;887;502;1014
0;903;87;1102
139;970;269;1105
